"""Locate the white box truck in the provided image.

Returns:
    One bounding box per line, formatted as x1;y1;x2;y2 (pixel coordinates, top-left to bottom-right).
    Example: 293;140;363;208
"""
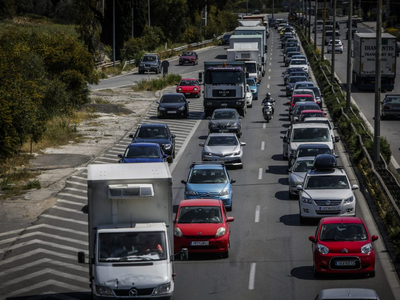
353;32;397;91
78;163;186;299
229;34;266;77
226;47;261;83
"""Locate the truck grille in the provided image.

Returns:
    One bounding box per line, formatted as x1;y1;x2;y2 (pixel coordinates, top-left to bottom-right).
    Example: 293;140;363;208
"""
113;288;154;296
212;89;236;97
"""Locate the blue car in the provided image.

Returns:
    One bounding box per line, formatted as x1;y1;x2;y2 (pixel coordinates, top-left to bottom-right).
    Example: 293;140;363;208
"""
181;162;235;211
118;143;167;163
246;78;259;100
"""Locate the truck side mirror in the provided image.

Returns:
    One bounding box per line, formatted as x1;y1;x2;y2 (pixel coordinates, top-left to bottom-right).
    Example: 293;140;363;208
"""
129;134;134;138
78;251;86;264
181;180;187;184
198;72;203;83
180;248;189;261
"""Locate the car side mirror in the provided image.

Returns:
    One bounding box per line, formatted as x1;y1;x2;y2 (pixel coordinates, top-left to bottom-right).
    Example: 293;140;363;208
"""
199;143;205;147
230;179;236;184
77;251;86;264
129;134;134;138
118;154;123;158
296;185;302;191
163;154;168;158
227;217;235;222
308;236;316;242
371;235;379;242
156;101;160;104
287;168;291;173
172;134;176;138
181;180;187;184
240;142;246;146
351;184;359;190
239;116;243;119
334;136;340;143
207;116;211;120
187;101;190;104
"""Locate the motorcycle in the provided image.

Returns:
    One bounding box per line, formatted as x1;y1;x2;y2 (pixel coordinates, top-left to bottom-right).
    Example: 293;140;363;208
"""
262;98;275;122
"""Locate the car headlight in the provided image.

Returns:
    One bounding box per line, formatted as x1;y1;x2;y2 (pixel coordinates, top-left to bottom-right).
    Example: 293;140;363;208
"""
178;106;185;111
344;195;354;204
159;106;166;111
178;87;182;91
230;122;239;127
162;144;172;151
216;227;226;237
316;243;329;254
219;189;230;196
204;152;213;156
361;243;373;254
96;285;114;296
174;228;183;237
153;282;171;295
185;190;197;196
234;150;241;155
292;181;302;187
194;87;198;91
301;196;312;204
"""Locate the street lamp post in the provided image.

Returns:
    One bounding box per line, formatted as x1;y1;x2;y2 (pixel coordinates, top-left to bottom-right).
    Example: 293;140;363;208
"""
346;0;353;113
113;0;115;67
373;0;382;163
148;0;151;26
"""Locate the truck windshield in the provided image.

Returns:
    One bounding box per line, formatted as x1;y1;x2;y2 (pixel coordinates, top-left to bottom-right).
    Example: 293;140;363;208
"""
98;232;167;262
245;63;256;73
205;70;244;84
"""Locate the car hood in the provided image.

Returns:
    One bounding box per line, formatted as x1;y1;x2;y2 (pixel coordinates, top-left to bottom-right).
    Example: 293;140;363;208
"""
95;261;170;290
305;189;353;199
209;120;239;127
175;223;223;236
186;183;230;193
132;138;171;145
319;241;369;253
204;145;241;155
290;142;333;152
121;158;162;163
159;103;185;109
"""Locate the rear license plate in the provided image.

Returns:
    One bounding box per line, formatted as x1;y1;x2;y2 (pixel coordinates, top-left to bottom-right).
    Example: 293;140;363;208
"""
319;206;339;211
221;103;228;106
190;241;209;246
167;111;177;114
335;260;356;266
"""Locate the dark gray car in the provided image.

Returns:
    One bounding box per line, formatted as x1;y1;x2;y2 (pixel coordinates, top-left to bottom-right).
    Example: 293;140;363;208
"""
208;108;243;138
139;53;162;74
286;76;309;96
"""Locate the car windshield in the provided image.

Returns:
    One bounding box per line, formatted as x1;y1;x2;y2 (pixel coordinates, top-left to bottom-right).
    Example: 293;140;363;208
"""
160;95;186;103
143;56;156;62
305;175;350;189
98;231;167;262
125;146;160;158
289;77;308;83
296;83;315;89
179;80;197;86
136;128;167;139
246;79;256;86
319;224;367;242
212;111;237;120
182;52;194;56
291;59;307;65
177;206;222;224
297;147;331;158
207;136;238;146
188;169;228;184
293;97;314;104
385;96;400;103
309;87;321;97
291;128;331;142
293;160;314;172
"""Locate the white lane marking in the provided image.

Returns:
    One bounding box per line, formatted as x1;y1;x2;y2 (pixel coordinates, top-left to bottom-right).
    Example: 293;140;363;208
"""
255;205;261;223
40;214;88;225
26;223;87;236
57;192;87;200
263;123;266;129
270;57;272;60
0;248;80;266
0;239;85;255
267;84;270;89
249;263;256;290
261;141;265;150
268;76;271;80
0;228;24;238
258;168;263;180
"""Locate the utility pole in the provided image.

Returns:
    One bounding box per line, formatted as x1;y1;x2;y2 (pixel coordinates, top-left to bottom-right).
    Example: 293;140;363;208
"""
272;0;274;20
314;1;317;50
148;0;150;26
331;0;336;82
112;0;115;67
321;0;327;61
131;0;134;37
373;0;382;163
346;0;353;113
308;0;311;42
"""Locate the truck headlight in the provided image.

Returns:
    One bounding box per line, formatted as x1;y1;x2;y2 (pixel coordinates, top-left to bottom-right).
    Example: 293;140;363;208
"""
316;243;329;254
344;196;354;204
236;101;242;105
162;144;172;151
219;189;230;196
96;285;114;296
174;228;183;237
361;243;372;254
216;227;226;237
185;190;197;196
153;282;171;295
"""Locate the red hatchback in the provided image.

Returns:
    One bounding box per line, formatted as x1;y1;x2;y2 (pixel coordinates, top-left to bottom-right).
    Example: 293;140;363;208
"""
298;109;326;122
309;217;378;277
174;199;234;258
176;78;201;98
287;94;316;113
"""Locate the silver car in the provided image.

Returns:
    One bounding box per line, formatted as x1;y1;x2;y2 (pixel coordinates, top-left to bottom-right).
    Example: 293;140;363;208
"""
316;288;380;300
380;94;400;119
288;156;314;199
200;133;246;168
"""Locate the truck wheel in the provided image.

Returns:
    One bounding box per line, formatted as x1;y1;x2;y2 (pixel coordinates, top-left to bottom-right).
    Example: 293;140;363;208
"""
204;109;212;118
168;156;173;164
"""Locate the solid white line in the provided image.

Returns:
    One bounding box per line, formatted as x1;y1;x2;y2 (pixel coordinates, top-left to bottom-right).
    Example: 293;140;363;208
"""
0;228;24;238
263;123;266;129
249;263;256;290
268;76;271;80
258;168;263;180
267;84;270;89
255;205;260;223
261;141;265;150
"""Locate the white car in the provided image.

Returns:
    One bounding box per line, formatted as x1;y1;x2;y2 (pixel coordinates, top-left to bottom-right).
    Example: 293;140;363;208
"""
297;154;358;223
245;84;253;108
302;117;336;143
327;39;344;53
289;58;309;75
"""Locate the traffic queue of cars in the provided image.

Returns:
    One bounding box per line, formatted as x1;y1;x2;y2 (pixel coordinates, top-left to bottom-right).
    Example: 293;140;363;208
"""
278;22;379;279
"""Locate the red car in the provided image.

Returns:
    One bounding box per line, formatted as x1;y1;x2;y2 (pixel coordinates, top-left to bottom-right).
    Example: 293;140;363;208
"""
287;94;316;113
178;51;198;65
298;109;326;122
176;78;201;98
309;217;378;277
174;199;234;258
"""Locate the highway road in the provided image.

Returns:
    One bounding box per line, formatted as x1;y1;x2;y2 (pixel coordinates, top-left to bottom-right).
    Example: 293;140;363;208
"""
0;13;399;300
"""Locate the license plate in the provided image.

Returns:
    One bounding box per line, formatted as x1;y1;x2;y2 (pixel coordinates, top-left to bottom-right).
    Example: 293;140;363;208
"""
319;206;339;211
221;103;228;106
167;111;177;114
190;241;209;246
335;260;356;266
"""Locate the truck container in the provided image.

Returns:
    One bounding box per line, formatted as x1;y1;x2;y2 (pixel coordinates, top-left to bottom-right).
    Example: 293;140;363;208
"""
237;19;261;27
199;61;247;117
226;47;261;83
78;163;186;299
229;34;266;77
353;32;397;91
234;26;268;53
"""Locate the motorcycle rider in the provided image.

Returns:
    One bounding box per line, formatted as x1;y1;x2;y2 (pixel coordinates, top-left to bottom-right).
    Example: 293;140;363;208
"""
262;93;275;116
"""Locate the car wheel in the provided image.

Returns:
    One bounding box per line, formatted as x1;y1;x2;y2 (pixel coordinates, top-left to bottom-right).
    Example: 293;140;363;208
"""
313;264;322;278
221;250;229;259
167;156;173;164
367;271;375;278
227;204;232;211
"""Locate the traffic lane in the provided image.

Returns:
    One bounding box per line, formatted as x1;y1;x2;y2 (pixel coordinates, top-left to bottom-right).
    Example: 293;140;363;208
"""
90;46;223;91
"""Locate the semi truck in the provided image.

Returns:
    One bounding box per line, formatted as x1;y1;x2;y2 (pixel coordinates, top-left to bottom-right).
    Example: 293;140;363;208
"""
352;32;397;91
226;47;262;83
229;34;266;77
78;163;187;299
199;61;247;117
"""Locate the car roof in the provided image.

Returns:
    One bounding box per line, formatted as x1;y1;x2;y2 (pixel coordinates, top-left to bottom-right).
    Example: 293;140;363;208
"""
181;78;198;81
208;133;237;137
294;156;316;162
138;123;168;128
298;144;330;149
293;102;320;108
292;122;329;129
321;217;363;225
179;199;222;207
192;164;225;170
300;110;323;113
127;142;160;148
293;94;315;98
213;108;238;113
162;93;186;97
317;288;379;300
304;117;329;122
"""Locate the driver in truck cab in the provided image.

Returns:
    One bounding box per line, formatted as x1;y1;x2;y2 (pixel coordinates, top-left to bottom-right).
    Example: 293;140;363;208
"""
143;234;163;254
